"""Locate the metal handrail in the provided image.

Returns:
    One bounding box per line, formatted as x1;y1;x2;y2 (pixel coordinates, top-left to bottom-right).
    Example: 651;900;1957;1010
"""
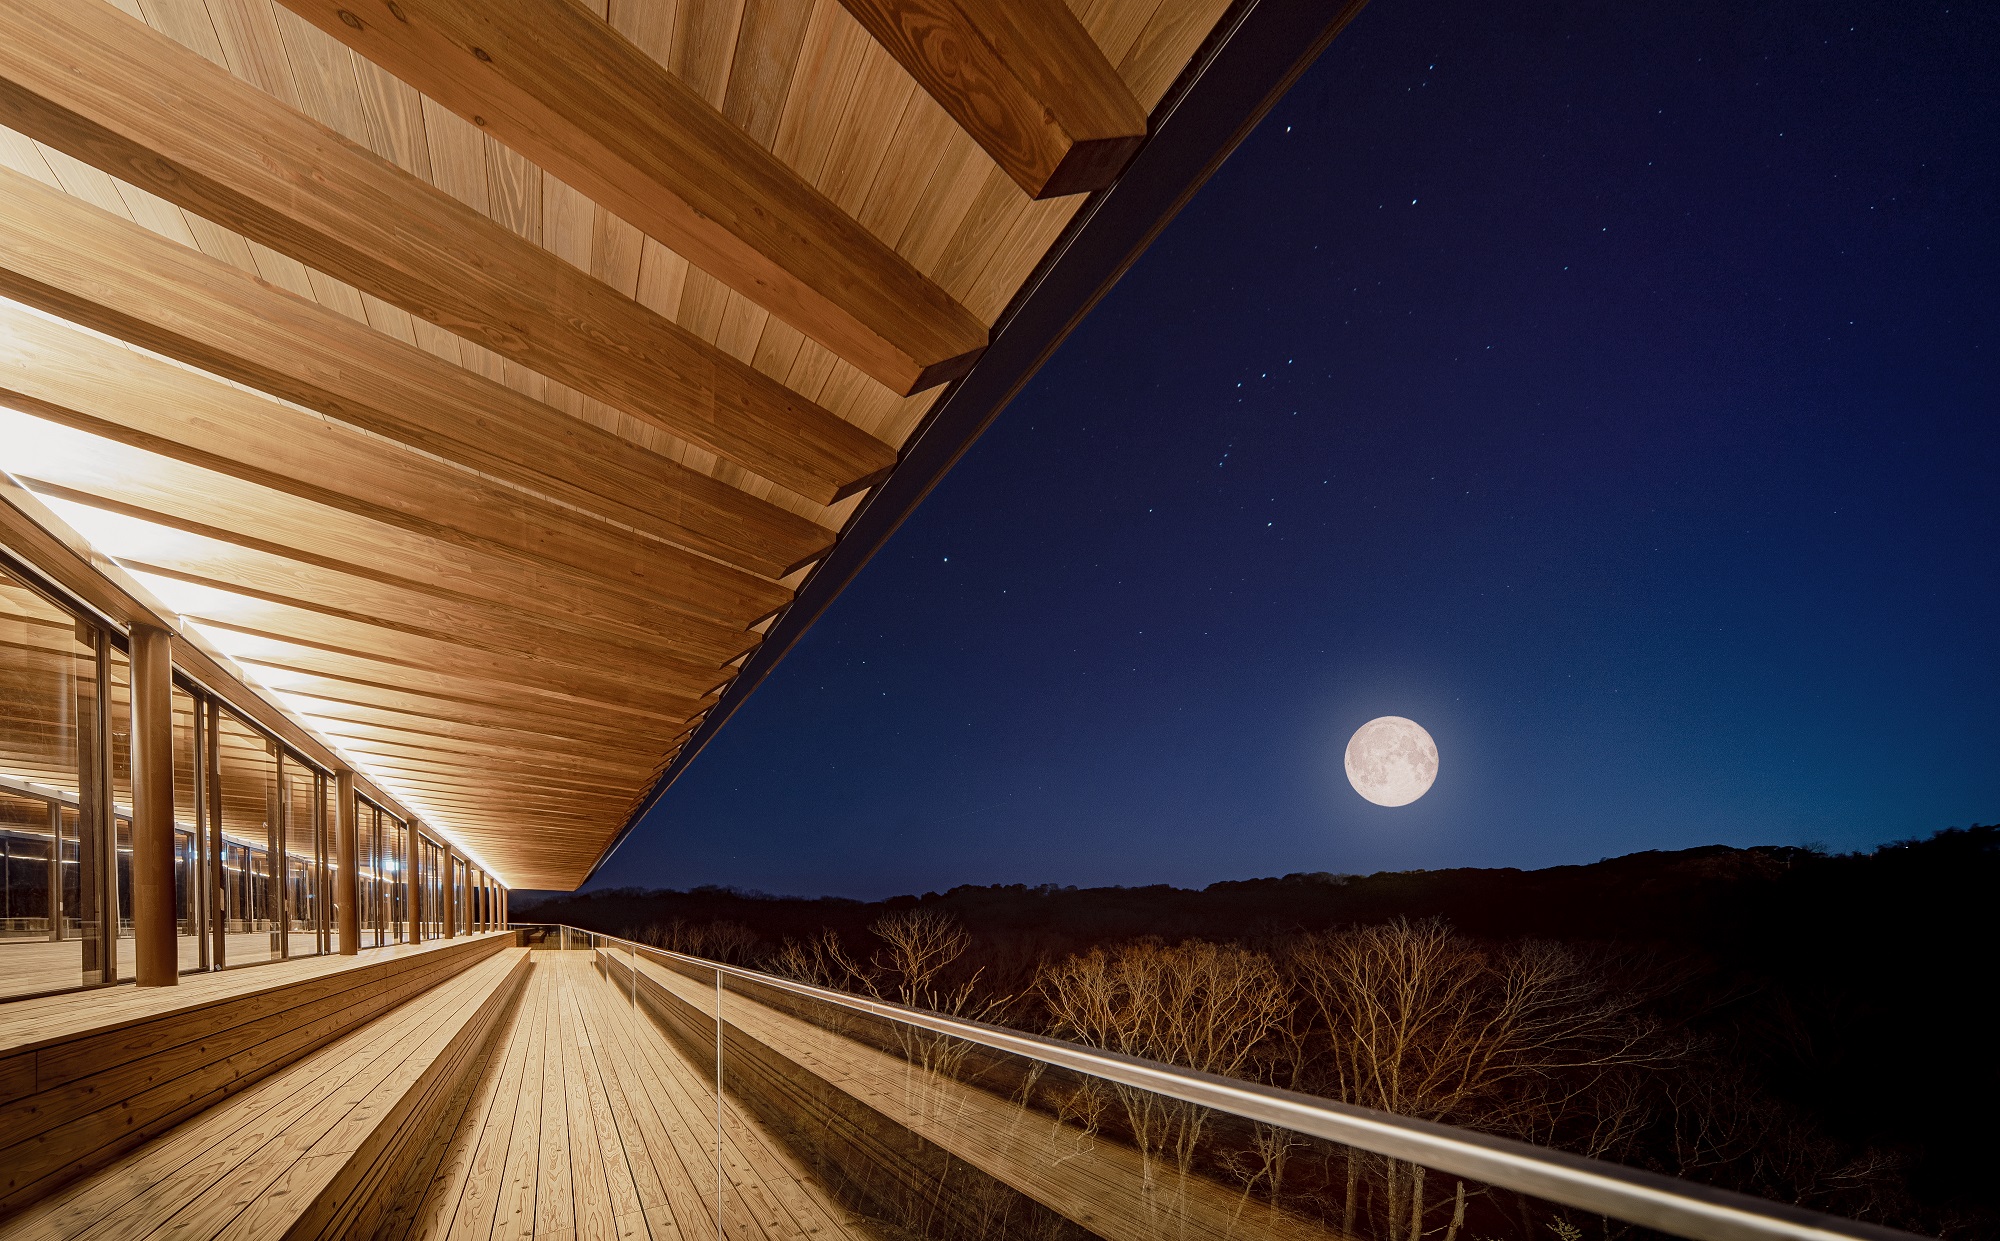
509;924;1927;1241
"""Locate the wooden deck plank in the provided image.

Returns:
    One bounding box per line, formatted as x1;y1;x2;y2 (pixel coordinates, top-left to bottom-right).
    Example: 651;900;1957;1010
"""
532;965;575;1239
491;962;549;1241
439;958;545;1241
418;953;539;1240
589;958;843;1241
1;950;523;1241
562;973;647;1231
566;964;718;1239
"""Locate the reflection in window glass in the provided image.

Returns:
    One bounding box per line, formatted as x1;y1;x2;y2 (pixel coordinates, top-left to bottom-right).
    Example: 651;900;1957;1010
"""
0;564;104;999
172;684;200;975
107;645;133;982
214;708;280;965
283;760;322;958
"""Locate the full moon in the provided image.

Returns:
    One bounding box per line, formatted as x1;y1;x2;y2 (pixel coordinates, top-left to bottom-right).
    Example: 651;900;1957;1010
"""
1344;717;1439;807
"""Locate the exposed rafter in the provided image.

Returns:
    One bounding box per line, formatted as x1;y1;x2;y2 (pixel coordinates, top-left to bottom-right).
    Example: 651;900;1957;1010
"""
835;0;1149;198
269;0;989;397
0;0;896;506
0;306;832;581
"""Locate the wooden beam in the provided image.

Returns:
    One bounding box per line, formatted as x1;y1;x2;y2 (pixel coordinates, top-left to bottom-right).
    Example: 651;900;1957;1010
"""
0;474;422;829
0;305;832;580
0;0;897;501
117;549;758;673
292;703;683;763
234;657;709;731
325;735;657;783
23;477;770;662
0;164;843;546
229;646;700;724
180;612;733;705
268;682;705;751
204;624;695;719
270;0;988;396
834;0;1149;198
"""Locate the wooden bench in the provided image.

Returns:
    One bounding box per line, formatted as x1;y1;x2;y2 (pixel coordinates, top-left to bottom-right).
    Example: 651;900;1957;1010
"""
0;933;515;1216
0;946;529;1240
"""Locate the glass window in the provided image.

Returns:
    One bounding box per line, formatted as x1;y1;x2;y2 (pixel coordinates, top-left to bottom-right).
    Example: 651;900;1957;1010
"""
214;707;280;965
282;758;323;959
0;563;109;1000
172;684;201;975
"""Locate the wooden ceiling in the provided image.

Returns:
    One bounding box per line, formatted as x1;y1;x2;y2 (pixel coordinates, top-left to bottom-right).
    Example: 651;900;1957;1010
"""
0;0;1238;888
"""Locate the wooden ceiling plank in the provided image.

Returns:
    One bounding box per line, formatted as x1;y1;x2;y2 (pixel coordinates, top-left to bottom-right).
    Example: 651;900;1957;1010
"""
118;549;757;672
234;653;709;728
0;161;827;550
181;611;732;704
230;644;699;723
325;734;658;782
267;678;708;745
0;0;898;504
295;699;696;756
341;760;637;796
7;424;791;633
268;0;988;399
296;710;668;767
0;303;833;579
161;587;732;699
26;482;765;666
833;0;1148;198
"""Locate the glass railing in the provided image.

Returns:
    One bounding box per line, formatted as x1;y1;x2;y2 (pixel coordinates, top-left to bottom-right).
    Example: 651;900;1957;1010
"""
509;925;1925;1241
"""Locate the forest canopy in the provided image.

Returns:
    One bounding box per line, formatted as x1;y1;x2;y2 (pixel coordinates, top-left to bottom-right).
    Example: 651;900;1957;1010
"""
520;826;1997;1237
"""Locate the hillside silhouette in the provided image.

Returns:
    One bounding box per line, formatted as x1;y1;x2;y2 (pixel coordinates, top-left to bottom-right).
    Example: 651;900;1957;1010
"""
523;826;1998;1232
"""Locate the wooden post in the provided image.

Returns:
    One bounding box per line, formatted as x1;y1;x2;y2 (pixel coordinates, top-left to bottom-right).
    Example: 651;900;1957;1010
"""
129;623;176;986
442;844;456;938
334;770;359;955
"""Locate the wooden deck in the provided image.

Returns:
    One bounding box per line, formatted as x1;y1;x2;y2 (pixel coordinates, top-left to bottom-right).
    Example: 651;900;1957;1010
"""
401;951;867;1241
0;932;360;1002
1;947;527;1240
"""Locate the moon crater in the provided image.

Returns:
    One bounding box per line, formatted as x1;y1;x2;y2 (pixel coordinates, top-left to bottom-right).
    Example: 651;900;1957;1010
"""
1344;716;1439;807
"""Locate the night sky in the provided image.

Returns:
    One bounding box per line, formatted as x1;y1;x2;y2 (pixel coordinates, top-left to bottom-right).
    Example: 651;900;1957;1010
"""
593;0;1999;898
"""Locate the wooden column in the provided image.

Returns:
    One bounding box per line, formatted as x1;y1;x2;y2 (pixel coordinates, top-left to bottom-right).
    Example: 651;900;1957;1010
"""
334;771;359;954
129;624;176;986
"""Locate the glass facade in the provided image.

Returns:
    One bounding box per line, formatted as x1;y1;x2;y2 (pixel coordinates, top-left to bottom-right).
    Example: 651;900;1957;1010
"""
2;552;496;1003
0;563;120;999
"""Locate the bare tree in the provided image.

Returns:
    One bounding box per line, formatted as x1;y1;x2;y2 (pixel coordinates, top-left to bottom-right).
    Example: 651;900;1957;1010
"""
1039;939;1294;1231
1284;918;1678;1240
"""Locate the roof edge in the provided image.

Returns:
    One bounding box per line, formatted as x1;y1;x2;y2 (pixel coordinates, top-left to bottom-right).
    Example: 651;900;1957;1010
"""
582;0;1372;887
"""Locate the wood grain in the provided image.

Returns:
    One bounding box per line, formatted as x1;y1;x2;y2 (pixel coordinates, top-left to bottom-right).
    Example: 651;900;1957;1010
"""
836;0;1149;198
0;0;898;505
0;163;816;560
270;0;989;397
0;302;833;580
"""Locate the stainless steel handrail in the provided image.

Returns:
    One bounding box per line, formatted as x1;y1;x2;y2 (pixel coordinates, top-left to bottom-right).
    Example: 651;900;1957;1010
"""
511;924;1928;1241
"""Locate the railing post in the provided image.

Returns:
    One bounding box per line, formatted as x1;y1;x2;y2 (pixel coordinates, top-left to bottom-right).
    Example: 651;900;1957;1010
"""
334;770;358;955
129;623;176;986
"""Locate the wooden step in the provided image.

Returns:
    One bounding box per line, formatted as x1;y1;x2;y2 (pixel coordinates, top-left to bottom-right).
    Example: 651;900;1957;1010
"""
0;947;529;1241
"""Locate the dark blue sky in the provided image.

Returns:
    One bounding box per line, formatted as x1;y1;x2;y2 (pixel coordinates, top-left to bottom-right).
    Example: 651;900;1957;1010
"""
595;0;2000;898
